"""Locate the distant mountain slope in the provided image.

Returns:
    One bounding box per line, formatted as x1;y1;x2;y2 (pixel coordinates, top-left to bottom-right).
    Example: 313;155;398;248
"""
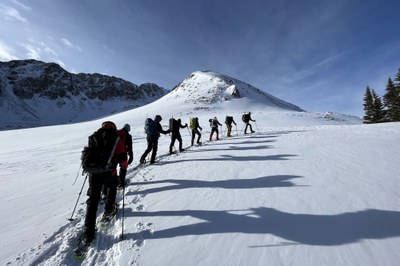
0;60;167;130
165;70;303;112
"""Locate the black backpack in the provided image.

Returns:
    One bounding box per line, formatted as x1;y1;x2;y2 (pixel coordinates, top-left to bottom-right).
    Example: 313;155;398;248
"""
81;128;119;174
242;113;250;123
169;118;179;132
225;116;233;125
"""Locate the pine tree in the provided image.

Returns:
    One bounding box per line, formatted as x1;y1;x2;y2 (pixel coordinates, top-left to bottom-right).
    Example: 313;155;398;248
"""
363;86;374;123
393;68;400;121
371;90;385;123
383;76;400;121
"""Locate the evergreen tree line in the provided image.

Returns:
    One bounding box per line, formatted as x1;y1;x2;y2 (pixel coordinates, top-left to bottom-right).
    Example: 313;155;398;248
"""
363;68;400;123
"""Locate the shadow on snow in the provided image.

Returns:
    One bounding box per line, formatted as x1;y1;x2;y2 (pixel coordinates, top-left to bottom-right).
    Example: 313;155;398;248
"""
127;174;304;196
126;207;400;246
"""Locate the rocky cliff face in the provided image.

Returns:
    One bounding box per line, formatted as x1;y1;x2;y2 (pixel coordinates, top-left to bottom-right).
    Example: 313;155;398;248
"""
0;59;167;130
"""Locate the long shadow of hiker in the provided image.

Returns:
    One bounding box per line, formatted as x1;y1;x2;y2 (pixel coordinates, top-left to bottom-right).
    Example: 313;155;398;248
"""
162;153;298;165
127;175;304;196
125;207;400;246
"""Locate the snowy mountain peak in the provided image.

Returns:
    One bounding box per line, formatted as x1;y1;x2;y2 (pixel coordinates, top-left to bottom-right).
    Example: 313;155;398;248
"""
0;59;167;130
167;70;303;112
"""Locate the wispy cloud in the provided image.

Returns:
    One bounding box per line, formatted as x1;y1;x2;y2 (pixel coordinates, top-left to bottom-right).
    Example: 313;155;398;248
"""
0;3;27;22
19;39;59;60
0;40;18;61
61;38;82;52
11;0;31;11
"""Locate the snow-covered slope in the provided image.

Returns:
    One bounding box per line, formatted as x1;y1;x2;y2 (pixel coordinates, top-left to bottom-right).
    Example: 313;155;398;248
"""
4;68;398;266
165;70;303;111
0;60;167;130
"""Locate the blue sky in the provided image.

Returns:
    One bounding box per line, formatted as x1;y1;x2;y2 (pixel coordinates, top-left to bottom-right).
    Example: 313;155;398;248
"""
1;0;399;116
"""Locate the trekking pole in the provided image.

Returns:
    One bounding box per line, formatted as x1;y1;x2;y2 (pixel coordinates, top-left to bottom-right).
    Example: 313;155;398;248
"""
119;184;125;240
68;173;88;221
235;125;238;136
254;121;259;131
72;163;82;185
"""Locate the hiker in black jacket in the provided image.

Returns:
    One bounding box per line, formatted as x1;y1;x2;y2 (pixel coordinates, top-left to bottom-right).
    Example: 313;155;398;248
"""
169;118;188;154
209;117;222;140
242;112;255;134
225;115;236;137
81;121;119;245
190;117;202;146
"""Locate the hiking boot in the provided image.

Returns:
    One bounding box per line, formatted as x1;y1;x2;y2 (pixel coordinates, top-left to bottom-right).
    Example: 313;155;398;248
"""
81;228;95;246
140;158;146;164
251;130;255;133
101;209;116;222
179;149;184;152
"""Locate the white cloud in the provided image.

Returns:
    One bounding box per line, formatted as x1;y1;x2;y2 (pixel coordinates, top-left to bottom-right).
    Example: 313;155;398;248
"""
19;40;60;61
0;40;18;61
0;3;27;22
19;42;40;59
11;0;31;11
61;38;82;52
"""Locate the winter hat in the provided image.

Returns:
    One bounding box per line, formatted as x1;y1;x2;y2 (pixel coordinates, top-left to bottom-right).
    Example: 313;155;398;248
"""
101;121;116;130
123;123;131;132
155;115;162;122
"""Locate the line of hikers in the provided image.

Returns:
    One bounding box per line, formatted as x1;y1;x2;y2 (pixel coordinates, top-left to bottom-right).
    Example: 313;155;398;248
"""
78;112;255;245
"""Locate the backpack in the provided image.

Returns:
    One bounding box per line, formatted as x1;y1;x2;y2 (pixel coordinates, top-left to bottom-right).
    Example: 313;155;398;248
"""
225;116;233;125
210;118;218;127
169;118;177;131
114;129;127;157
144;118;157;136
81;128;119;174
242;113;250;123
189;117;196;129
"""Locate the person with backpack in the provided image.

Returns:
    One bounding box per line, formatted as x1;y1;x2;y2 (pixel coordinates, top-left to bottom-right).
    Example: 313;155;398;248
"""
140;115;170;165
169;118;188;154
242;112;256;134
225;115;236;137
209;117;222;141
115;124;133;188
189;117;202;146
80;121;120;246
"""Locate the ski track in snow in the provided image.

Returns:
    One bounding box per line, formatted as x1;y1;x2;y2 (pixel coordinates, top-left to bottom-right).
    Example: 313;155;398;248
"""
4;166;154;266
4;137;215;265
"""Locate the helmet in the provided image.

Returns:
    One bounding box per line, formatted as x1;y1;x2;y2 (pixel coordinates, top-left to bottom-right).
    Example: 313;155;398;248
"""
214;117;217;120
154;115;162;122
101;121;116;130
123;123;131;132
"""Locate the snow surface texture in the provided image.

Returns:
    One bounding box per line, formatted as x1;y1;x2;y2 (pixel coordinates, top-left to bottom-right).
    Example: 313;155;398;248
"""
1;71;399;265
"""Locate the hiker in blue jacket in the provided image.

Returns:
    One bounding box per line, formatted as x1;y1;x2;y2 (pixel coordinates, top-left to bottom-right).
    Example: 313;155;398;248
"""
140;115;170;164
